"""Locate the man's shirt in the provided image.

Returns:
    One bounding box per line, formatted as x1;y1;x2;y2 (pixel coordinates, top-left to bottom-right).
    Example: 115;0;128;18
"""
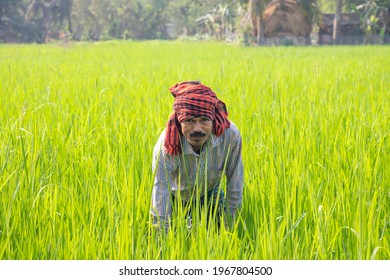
150;122;243;226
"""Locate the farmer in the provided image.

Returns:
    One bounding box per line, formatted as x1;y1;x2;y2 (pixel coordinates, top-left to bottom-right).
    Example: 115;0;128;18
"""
150;81;243;231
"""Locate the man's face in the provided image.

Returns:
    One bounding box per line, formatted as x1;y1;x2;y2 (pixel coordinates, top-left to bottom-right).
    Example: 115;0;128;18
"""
181;116;212;152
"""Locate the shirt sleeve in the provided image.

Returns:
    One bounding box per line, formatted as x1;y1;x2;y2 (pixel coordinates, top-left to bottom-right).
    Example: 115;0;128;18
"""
225;127;244;217
150;132;177;231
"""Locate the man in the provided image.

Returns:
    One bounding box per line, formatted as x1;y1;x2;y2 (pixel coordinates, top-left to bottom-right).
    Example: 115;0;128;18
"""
150;81;243;231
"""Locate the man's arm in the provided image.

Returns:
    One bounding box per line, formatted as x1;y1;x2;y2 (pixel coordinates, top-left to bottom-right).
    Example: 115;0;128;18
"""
225;126;244;220
150;135;176;232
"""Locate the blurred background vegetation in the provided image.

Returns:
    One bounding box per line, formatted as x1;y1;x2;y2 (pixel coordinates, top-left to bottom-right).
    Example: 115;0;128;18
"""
0;0;389;44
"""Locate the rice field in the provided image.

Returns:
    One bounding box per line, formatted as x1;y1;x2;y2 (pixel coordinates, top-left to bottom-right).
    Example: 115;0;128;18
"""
0;41;389;260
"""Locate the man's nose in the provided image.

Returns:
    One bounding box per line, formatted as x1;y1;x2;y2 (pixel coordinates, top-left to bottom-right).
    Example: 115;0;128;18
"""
193;121;202;132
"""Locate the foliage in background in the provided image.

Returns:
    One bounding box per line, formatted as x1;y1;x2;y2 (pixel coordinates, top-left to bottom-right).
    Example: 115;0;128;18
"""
0;0;72;43
0;0;389;43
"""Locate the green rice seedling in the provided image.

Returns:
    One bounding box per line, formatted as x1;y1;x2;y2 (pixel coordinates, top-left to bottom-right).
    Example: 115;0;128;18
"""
0;41;388;260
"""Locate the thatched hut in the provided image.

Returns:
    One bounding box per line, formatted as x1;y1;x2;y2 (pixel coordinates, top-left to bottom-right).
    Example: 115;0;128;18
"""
263;0;312;45
318;13;364;45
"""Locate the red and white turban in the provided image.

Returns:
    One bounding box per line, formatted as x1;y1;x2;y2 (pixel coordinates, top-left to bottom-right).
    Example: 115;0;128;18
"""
164;81;230;155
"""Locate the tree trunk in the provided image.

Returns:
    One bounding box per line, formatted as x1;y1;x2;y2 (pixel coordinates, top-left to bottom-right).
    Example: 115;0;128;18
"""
333;0;342;44
249;0;265;45
258;11;264;45
249;0;257;38
25;0;62;42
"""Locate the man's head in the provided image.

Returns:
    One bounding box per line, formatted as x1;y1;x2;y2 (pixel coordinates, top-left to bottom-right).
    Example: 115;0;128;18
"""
180;116;212;152
164;81;230;155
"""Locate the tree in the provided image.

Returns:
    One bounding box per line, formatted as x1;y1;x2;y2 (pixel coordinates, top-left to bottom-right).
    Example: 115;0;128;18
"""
0;0;16;41
24;0;73;42
355;0;390;43
0;0;28;42
248;0;266;44
196;2;237;40
166;0;223;37
333;0;342;43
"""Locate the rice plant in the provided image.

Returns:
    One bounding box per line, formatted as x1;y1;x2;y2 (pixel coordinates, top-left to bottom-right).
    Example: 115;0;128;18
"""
0;41;389;260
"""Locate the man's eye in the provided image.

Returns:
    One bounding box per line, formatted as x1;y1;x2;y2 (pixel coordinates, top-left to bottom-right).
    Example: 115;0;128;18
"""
185;119;194;123
201;118;210;122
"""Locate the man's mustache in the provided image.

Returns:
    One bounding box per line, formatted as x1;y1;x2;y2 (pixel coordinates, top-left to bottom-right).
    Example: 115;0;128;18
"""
190;132;206;137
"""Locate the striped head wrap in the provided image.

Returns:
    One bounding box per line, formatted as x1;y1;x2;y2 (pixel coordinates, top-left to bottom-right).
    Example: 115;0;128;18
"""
164;81;230;155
